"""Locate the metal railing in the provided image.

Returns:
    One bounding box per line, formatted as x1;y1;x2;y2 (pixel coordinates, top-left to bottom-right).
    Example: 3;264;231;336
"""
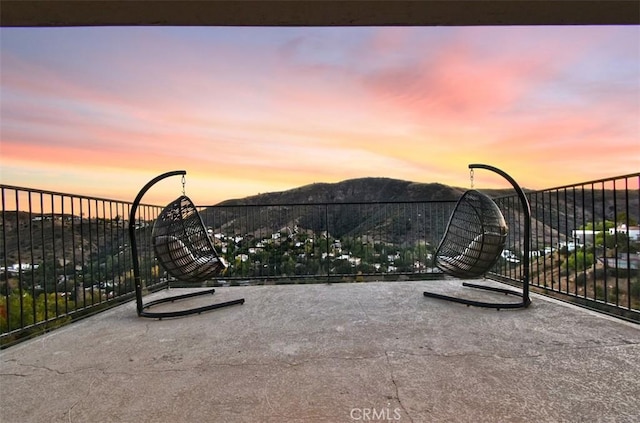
0;185;166;346
196;201;455;283
2;173;638;345
510;173;639;321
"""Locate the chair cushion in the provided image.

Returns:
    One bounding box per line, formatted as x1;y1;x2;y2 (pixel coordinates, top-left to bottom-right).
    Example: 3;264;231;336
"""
436;232;505;277
154;235;225;278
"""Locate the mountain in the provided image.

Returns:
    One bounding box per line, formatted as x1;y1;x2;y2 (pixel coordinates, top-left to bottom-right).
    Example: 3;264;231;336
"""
198;178;518;247
199;177;638;250
214;177;474;206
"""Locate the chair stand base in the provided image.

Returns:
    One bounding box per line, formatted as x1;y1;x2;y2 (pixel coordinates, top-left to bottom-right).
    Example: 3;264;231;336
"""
138;288;245;319
424;282;530;310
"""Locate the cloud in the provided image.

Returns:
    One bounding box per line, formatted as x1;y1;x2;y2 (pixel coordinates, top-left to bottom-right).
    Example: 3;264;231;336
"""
1;26;637;204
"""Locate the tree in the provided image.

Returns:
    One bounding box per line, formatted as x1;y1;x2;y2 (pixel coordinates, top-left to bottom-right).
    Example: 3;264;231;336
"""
616;213;638;226
565;250;594;272
581;220;616;231
595;232;629;250
0;291;73;335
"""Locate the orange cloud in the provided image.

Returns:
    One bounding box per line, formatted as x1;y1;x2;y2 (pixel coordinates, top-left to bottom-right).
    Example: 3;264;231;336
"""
1;26;637;205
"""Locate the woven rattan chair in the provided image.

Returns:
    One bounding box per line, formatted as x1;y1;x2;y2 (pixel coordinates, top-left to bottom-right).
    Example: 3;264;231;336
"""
423;164;532;309
435;190;507;278
129;171;244;318
153;195;227;283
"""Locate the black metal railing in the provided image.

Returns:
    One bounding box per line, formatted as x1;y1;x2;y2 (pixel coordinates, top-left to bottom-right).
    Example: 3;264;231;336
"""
2;173;638;345
0;185;166;346
490;173;640;321
196;201;455;283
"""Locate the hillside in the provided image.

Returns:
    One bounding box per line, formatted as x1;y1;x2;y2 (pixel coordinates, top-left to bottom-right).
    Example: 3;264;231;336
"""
213;177;495;206
198;176;638;251
3;177;637;271
196;178;523;248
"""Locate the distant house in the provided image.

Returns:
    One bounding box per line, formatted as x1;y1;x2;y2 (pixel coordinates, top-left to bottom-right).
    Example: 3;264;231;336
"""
4;263;40;274
571;229;601;245
609;224;640;241
501;249;520;263
32;216;53;222
557;241;583;252
573;224;640;244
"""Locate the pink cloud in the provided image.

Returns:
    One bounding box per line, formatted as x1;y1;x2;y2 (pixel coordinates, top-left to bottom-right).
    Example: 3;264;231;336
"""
1;26;637;204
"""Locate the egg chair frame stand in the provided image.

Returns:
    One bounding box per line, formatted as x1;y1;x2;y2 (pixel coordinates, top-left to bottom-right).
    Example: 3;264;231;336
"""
423;164;531;310
129;170;244;319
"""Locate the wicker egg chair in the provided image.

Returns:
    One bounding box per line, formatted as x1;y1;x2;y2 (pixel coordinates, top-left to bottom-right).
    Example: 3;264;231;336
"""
423;164;531;309
152;195;227;283
434;189;508;278
129;171;244;319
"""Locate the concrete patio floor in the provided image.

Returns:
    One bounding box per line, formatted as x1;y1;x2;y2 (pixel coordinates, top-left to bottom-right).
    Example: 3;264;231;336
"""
1;280;639;423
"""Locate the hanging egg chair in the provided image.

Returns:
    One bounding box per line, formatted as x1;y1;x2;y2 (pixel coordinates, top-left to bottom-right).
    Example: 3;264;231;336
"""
424;164;532;310
152;195;227;283
129;170;244;319
435;189;508;278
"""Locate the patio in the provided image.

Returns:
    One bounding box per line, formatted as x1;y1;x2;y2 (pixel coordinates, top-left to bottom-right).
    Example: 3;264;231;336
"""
1;279;639;423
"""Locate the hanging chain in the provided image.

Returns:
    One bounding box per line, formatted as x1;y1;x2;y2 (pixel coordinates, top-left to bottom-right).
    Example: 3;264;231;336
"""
470;168;474;189
181;175;186;196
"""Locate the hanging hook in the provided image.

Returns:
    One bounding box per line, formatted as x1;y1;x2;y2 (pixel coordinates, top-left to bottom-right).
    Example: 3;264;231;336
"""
470;168;474;189
181;175;186;195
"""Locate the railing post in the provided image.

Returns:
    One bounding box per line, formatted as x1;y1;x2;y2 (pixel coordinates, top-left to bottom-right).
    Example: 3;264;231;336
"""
325;203;330;282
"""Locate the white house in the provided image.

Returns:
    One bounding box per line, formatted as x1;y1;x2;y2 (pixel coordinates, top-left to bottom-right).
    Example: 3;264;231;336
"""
609;224;640;241
501;250;520;263
571;229;601;245
557;241;583;252
5;263;40;273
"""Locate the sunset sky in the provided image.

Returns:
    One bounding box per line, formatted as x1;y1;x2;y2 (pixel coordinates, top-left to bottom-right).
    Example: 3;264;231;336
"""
1;25;638;206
